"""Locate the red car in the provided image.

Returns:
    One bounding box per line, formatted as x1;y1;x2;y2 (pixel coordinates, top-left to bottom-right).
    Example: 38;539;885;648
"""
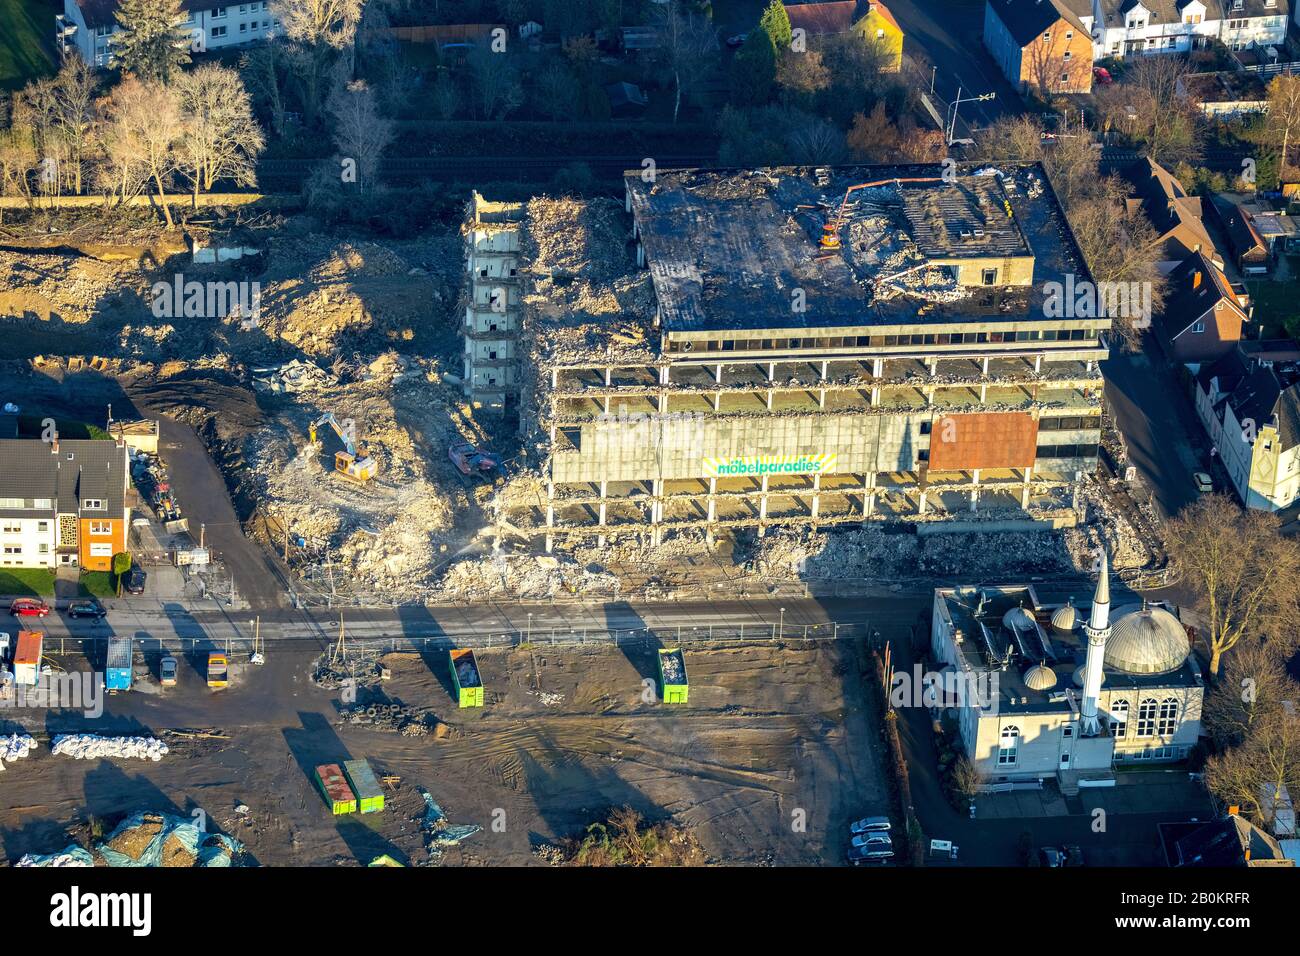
1093;66;1114;85
10;598;50;618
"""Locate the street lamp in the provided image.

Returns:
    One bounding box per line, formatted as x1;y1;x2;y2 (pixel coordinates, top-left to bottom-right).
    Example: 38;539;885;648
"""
946;87;996;146
526;612;533;642
779;606;786;637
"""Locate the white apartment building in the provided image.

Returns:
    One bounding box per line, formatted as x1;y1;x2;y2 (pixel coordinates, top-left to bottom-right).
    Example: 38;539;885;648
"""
57;0;280;69
1032;0;1290;59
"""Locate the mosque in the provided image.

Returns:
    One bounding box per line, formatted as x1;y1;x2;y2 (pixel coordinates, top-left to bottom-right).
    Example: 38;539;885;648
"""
929;552;1205;791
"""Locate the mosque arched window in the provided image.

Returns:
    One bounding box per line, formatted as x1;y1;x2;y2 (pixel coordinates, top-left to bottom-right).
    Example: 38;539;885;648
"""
998;726;1020;766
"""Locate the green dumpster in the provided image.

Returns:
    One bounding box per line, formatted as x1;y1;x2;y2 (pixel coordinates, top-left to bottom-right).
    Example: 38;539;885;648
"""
657;648;689;704
314;763;357;815
343;758;385;814
449;649;484;708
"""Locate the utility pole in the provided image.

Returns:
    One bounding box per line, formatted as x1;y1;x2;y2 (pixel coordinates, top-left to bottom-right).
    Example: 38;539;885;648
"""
331;612;347;666
199;523;205;549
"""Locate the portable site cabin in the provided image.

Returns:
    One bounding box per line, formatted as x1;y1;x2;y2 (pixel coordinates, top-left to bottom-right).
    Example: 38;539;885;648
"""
314;763;357;815
449;649;484;708
343;759;385;814
105;636;133;691
657;648;689;704
13;631;43;687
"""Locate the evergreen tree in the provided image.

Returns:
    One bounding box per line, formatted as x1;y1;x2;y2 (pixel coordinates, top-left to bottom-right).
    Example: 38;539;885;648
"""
111;0;192;83
758;0;792;53
731;30;777;107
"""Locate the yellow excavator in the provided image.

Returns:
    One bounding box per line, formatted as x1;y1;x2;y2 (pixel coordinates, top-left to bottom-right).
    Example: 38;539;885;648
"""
308;412;378;483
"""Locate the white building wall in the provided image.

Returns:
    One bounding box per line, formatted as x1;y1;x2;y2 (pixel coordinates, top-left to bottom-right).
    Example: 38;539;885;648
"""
0;515;57;569
61;1;280;69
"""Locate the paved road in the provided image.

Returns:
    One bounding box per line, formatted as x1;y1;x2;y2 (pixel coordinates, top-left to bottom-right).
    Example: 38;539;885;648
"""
887;0;1021;130
1102;338;1208;521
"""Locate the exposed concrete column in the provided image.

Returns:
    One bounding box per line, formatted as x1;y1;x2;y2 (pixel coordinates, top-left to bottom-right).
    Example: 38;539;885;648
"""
545;481;555;554
871;386;880;407
1034;354;1042;373
970;468;980;512
818;388;826;409
651;478;664;546
821;360;829;381
872;358;883;378
980;383;987;403
551;368;558;389
598;480;608;527
715;363;723;385
862;473;876;519
1021;465;1034;509
927;357;936;377
713;391;721;411
982;356;989;375
605;367;612;387
766;389;774;410
918;489;928;515
925;386;934;406
603;396;610;415
759;474;769;532
811;473;821;521
707;477;717;522
768;362;776;382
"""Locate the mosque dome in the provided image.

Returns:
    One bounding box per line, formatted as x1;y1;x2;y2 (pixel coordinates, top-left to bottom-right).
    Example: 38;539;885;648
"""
1104;606;1190;675
1050;601;1078;632
1072;665;1105;689
1003;606;1036;631
1023;663;1058;692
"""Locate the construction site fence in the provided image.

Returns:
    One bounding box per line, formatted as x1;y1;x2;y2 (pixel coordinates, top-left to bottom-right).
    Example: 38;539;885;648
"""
38;622;872;659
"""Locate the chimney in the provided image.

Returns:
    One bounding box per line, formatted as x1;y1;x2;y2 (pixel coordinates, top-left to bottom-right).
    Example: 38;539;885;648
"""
51;438;59;455
1229;805;1240;816
1193;270;1202;290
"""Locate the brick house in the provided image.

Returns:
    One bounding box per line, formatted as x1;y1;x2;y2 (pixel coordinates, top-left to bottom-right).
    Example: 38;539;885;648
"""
984;0;1095;95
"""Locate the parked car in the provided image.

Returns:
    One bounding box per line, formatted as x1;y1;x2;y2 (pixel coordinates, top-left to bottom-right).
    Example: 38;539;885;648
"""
847;844;894;865
1040;845;1084;867
124;565;147;595
1193;471;1213;493
67;600;107;620
851;832;893;850
10;598;50;618
726;32;747;48
850;815;892;835
159;656;177;687
1093;66;1113;84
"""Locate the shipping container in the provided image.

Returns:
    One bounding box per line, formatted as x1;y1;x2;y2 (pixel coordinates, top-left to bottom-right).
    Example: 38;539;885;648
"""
105;636;133;691
314;763;357;815
657;648;689;704
13;631;43;687
449;649;484;708
343;759;386;814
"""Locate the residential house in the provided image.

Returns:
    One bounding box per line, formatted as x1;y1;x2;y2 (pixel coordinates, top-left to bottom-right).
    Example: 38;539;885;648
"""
57;0;280;69
1162;812;1295;866
1194;341;1300;510
1207;194;1272;274
783;0;905;71
1117;157;1224;272
984;0;1095;95
1155;251;1250;364
0;426;131;572
1086;0;1288;59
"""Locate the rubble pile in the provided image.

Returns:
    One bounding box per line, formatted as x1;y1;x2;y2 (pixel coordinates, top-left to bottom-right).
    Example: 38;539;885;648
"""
0;248;143;327
432;551;621;600
419;789;481;863
15;845;94;867
97;812;243;867
51;734;169;761
338;702;447;737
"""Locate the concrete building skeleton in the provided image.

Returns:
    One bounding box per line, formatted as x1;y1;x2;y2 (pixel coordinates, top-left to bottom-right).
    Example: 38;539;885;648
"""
464;165;1112;551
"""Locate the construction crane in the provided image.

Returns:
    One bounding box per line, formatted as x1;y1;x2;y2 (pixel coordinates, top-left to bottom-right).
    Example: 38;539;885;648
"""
308;412;378;483
817;176;945;252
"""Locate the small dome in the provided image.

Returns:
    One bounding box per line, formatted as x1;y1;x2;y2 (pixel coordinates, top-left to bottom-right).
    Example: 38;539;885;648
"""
1105;606;1190;675
1003;606;1035;631
1072;665;1105;688
1023;663;1058;691
1051;602;1078;632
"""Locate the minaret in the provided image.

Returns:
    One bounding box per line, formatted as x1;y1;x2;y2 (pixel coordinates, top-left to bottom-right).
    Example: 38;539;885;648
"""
1079;549;1111;737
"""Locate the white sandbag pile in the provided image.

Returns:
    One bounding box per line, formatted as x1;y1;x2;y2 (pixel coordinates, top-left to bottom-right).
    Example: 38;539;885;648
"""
0;732;37;763
51;734;169;761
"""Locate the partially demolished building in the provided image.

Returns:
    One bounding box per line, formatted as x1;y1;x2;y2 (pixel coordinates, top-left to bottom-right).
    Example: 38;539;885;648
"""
464;164;1109;550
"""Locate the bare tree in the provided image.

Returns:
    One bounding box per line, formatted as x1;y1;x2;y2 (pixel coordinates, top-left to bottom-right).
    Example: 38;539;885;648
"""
100;76;183;227
241;44;289;137
467;45;522;120
1097;55;1202;165
1205;639;1296;749
176;64;266;206
654;0;717;124
785;117;847;165
270;0;364;124
1264;74;1300;183
1164;494;1300;679
1205;702;1300;825
327;78;393;193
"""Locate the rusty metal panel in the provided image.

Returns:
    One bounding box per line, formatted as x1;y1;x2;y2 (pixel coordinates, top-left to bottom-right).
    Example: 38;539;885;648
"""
927;412;1038;471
